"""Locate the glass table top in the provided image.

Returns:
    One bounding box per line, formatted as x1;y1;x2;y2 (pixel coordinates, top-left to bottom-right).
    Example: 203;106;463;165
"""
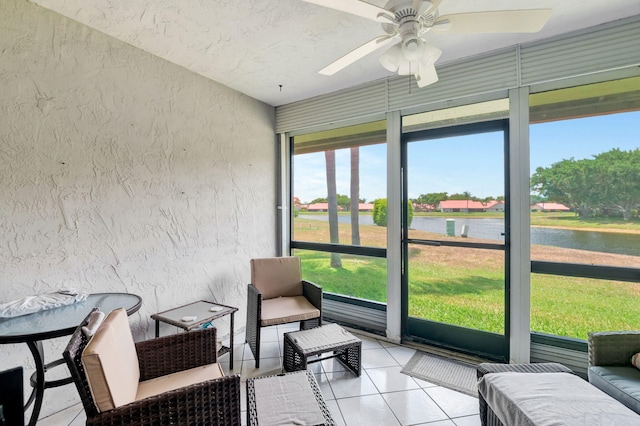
0;293;142;343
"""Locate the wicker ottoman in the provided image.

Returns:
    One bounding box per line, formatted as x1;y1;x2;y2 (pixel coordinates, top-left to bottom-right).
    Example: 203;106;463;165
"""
283;323;362;376
477;362;573;426
246;370;334;425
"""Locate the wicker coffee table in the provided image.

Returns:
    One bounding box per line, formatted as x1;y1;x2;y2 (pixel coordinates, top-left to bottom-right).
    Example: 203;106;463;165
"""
247;370;334;425
283;323;362;376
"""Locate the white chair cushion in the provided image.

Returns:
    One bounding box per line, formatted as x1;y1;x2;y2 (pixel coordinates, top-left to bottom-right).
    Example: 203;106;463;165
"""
81;308;140;412
136;363;224;402
251;257;303;300
261;296;320;327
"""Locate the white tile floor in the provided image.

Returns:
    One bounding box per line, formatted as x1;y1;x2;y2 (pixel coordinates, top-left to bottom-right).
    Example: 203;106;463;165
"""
39;323;481;426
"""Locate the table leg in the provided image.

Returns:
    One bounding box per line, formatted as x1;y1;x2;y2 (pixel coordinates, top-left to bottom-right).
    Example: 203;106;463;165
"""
229;312;235;370
155;319;160;338
25;341;45;426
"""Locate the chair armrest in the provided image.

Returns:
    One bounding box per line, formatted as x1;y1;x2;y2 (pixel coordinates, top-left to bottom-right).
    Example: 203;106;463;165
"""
88;375;242;426
247;284;262;311
302;280;322;313
136;328;218;381
247;284;262;327
588;331;640;367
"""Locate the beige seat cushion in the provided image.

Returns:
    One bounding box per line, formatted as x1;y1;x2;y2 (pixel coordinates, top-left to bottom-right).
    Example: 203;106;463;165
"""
136;363;224;402
81;308;140;412
251;257;303;300
261;296;320;327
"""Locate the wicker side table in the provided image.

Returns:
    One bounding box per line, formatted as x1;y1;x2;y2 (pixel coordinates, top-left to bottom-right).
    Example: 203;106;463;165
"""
246;370;334;426
476;362;574;426
283;323;362;376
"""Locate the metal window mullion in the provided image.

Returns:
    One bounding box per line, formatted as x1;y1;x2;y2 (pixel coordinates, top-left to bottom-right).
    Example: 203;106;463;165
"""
508;86;531;364
386;110;402;344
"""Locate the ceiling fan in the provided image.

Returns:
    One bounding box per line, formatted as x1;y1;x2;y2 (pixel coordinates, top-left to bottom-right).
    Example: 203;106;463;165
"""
302;0;552;88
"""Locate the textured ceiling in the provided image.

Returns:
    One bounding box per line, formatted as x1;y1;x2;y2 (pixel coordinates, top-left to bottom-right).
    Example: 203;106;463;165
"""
31;0;640;107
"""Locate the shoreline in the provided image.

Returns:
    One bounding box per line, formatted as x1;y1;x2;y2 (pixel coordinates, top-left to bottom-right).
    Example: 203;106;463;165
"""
531;224;640;235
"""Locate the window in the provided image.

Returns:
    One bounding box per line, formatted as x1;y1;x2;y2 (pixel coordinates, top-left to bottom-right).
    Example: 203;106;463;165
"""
291;120;387;302
529;77;640;340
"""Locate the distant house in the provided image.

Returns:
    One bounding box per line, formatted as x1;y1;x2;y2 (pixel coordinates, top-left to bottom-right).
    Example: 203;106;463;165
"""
438;200;497;213
359;203;374;212
306;203;346;212
486;202;505;212
413;203;435;212
530;202;571;212
306;203;329;212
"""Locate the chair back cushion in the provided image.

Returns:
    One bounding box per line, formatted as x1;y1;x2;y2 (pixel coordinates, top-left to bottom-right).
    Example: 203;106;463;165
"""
251;257;303;300
81;308;140;412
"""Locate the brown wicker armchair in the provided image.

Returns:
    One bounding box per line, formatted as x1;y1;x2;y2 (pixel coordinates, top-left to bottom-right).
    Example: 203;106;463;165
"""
63;307;241;426
246;256;322;367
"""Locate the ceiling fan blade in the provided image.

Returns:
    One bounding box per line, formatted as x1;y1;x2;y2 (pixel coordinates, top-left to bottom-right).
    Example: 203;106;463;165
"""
423;0;442;16
433;9;552;34
301;0;395;23
415;63;439;88
319;35;398;75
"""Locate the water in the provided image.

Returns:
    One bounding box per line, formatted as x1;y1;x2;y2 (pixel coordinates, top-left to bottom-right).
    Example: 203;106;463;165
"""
298;214;640;257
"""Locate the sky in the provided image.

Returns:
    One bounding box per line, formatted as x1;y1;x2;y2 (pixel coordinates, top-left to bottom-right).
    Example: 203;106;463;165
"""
293;110;640;204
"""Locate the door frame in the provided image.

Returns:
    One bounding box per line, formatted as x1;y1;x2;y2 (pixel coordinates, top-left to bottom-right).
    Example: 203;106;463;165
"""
401;119;511;362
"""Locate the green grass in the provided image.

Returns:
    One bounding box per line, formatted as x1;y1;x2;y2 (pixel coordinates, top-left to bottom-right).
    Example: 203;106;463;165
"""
293;217;640;341
407;260;505;334
294;250;388;302
531;212;640;232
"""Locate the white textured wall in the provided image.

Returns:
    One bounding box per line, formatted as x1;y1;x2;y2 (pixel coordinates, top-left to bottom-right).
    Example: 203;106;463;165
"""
0;0;275;418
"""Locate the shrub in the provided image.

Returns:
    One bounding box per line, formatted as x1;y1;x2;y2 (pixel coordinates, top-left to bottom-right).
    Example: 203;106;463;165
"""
372;199;387;226
372;199;413;227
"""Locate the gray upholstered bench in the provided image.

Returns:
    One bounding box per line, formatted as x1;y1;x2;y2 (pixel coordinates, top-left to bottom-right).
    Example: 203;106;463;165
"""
477;362;640;426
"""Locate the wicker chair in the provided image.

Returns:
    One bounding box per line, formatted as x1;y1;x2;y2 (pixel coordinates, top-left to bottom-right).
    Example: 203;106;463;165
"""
246;256;322;367
63;307;241;426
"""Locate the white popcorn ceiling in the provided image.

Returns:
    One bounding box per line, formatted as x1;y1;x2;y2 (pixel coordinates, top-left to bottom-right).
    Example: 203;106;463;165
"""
30;0;640;106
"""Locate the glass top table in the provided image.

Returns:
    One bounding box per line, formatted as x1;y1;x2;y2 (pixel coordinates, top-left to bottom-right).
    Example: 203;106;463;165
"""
0;292;142;426
151;300;238;369
0;292;142;343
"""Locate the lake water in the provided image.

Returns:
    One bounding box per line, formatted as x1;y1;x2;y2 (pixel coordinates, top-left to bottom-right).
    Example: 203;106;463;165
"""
298;214;640;257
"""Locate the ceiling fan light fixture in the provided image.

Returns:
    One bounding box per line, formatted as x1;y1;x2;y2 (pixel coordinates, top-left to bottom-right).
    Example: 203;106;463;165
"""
396;59;416;76
419;44;442;67
401;36;424;61
379;44;402;72
415;63;439;87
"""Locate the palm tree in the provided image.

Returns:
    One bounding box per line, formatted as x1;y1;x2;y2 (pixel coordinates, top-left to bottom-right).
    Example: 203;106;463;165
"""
350;147;361;245
325;150;342;267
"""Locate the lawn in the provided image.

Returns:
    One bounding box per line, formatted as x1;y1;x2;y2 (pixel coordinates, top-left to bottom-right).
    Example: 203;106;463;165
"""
293;216;640;340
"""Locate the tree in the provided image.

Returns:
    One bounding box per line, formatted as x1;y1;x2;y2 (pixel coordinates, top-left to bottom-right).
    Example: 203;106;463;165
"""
372;198;413;227
325;150;342;267
530;194;546;205
414;192;448;207
350;147;361;245
372;199;387;227
336;194;350;211
530;148;640;220
531;158;600;217
593;148;640;220
449;192;478;201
